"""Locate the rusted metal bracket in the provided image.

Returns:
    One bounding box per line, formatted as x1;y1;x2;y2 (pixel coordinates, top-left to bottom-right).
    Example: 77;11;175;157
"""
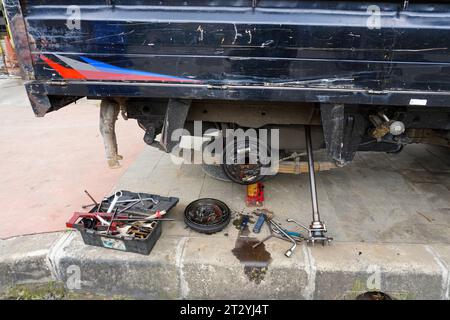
320;103;366;166
3;0;34;80
160;99;191;153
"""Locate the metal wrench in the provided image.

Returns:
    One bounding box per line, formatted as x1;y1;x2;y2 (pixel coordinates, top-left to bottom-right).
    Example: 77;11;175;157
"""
269;219;297;257
286;218;312;238
114;197;159;204
118;199;141;214
106;208;118;235
252;234;273;249
112;218;175;222
287;218;332;244
107;191;123;213
137;193;145;208
270;224;303;238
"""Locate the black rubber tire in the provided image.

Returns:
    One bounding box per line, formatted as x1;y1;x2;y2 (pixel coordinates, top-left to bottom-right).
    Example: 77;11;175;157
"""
184;198;231;234
386;144;404;154
222;163;266;185
221;135;271;185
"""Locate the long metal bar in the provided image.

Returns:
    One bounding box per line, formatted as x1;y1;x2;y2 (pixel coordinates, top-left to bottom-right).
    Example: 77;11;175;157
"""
118;199;141;214
84;190;99;206
305;125;321;223
113;197;158;204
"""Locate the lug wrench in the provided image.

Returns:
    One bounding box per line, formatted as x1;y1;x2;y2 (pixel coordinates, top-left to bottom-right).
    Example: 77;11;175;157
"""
269;223;303;238
286;219;312;239
269;219;297;257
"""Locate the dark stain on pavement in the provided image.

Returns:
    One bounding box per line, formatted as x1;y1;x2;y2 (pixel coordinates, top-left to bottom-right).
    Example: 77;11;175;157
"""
232;236;271;284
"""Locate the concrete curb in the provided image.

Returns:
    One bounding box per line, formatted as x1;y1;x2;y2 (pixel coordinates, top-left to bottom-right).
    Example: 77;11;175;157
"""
0;233;60;292
1;231;449;299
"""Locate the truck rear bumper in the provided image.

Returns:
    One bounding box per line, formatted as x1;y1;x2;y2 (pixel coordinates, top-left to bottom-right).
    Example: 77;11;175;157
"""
27;80;450;117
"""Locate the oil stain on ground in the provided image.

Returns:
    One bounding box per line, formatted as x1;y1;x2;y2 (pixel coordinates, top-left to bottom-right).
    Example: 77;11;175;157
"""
232;214;255;230
231;224;271;284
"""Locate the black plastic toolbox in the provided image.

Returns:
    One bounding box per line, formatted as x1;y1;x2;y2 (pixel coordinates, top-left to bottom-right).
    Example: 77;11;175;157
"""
70;190;179;255
78;221;162;255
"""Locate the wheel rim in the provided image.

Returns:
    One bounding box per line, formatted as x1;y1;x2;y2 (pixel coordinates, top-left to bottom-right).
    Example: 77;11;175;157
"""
222;136;270;184
223;163;262;184
185;199;230;227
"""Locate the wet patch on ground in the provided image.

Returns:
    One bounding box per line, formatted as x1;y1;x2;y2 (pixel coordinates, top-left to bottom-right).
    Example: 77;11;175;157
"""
356;291;393;300
232;231;272;284
232;214;255;230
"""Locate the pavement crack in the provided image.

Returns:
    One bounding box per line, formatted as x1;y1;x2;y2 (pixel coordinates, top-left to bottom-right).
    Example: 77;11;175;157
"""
46;231;76;282
425;245;450;300
302;243;316;300
175;237;190;299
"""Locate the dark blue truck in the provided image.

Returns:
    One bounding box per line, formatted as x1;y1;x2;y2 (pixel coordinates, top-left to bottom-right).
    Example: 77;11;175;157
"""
5;0;450;183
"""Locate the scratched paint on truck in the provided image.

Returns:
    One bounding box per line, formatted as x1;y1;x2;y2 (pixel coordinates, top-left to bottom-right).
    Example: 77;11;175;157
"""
17;0;450;92
40;54;200;82
4;0;450;116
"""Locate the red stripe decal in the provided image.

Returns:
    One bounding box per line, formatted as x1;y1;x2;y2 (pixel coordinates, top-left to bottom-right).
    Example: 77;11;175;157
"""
41;54;200;82
78;69;189;82
40;55;86;79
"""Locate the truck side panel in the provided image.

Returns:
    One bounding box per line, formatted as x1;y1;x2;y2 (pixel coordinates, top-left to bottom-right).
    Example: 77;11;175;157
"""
5;0;450;115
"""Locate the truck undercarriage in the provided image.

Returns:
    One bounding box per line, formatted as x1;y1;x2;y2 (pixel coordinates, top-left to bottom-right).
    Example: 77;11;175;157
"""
4;0;450;181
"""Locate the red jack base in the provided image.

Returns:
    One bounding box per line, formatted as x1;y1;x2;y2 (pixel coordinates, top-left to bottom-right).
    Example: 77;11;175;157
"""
246;182;264;207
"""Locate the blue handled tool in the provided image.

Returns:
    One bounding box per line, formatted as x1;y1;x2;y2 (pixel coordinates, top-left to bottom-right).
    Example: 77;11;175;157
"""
283;229;302;237
240;215;250;230
253;214;266;233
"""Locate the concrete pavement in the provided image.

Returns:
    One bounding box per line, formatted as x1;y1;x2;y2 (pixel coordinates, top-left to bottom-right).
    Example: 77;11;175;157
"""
1;78;449;299
1;144;450;299
115;144;450;244
1;230;449;299
0;79;144;238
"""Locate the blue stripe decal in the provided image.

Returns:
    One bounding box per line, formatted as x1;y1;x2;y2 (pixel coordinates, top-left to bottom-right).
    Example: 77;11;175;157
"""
79;56;187;80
